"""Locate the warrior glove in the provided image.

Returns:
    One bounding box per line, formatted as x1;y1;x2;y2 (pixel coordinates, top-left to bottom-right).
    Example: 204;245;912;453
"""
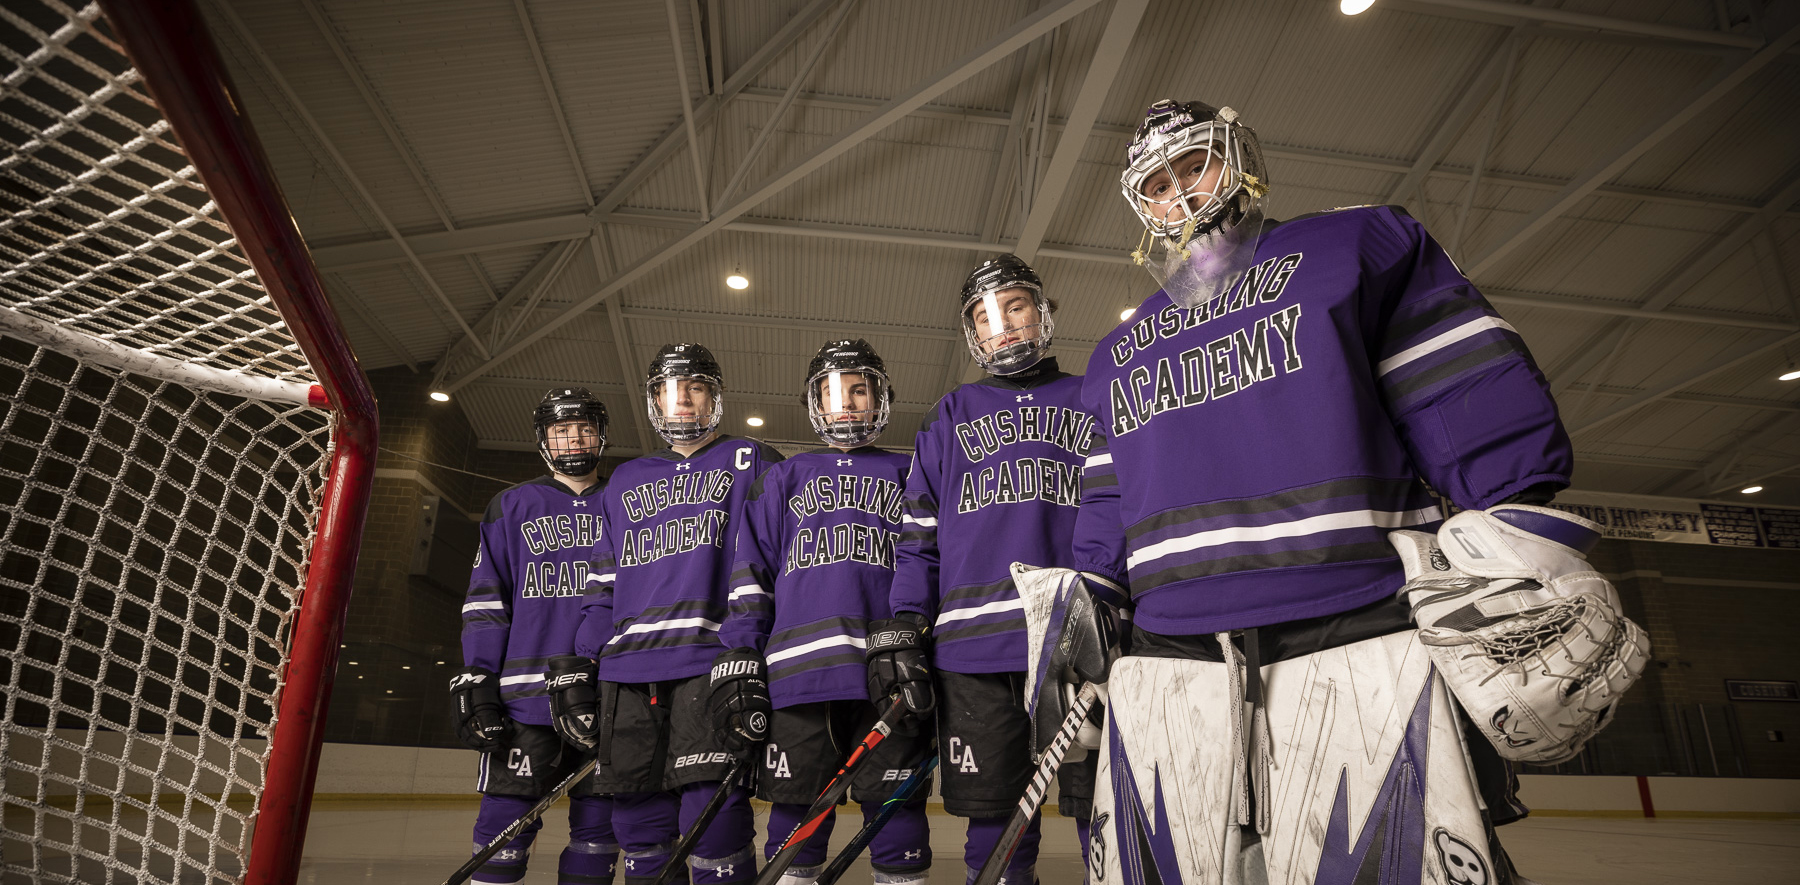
707;648;772;761
546;655;601;751
865;612;935;719
449;666;512;753
1390;504;1650;764
1017;564;1125;762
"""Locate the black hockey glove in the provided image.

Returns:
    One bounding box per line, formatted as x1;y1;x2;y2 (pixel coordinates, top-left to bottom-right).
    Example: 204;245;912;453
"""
546;655;600;751
449;666;512;753
865;612;935;718
707;648;772;761
1031;573;1124;759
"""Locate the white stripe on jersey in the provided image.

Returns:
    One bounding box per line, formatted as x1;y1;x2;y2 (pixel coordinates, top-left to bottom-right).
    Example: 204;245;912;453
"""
499;673;544;686
606;615;722;644
588;571;616;586
1085;452;1113;467
1128;507;1443;571
935;596;1024;627
1377;316;1516;376
766;633;868;665
903;514;938;528
729;585;771;601
462;600;505;613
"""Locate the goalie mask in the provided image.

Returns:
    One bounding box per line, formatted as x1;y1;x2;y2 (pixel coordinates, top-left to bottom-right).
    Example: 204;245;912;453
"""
805;339;893;448
960;254;1055;375
645;343;724;445
534;387;608;477
1120;99;1271;310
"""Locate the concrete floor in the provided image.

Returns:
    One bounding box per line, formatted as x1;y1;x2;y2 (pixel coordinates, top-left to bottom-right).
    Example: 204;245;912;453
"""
289;800;1800;885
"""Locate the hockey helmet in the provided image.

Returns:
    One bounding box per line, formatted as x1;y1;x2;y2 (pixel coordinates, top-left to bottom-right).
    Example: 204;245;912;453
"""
959;254;1055;375
805;339;894;448
645;343;725;445
534;387;608;477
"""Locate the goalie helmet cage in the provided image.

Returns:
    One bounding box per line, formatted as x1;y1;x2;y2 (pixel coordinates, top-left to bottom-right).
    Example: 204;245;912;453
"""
1;1;377;884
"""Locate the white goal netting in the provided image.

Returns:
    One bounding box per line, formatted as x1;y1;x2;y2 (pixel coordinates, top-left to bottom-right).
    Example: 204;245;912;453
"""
3;2;334;883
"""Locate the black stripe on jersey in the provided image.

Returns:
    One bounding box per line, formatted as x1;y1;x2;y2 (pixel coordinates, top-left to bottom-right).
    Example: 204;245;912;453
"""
769;650;864;680
1123;477;1425;542
622;598;727;630
1383;339;1525;400
1082;470;1119;491
769;615;866;649
1130;540;1397;594
898;529;935;545
463;611;510;629
1381;289;1489;355
941;576;1016;608
933;615;1026;645
603;628;720;657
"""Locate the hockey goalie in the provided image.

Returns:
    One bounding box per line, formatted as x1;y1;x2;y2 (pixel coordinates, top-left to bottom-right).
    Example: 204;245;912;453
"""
1019;100;1650;885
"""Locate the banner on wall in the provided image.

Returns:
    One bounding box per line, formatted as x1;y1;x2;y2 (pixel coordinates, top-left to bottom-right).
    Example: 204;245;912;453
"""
1543;490;1800;549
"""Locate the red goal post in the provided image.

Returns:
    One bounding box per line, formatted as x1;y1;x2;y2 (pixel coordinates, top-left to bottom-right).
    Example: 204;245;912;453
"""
1;1;377;883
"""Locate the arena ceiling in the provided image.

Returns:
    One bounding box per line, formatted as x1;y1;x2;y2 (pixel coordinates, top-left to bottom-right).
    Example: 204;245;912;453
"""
198;0;1800;505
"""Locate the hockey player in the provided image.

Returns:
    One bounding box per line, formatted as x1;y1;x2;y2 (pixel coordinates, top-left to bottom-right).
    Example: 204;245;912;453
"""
454;387;617;885
711;339;932;885
868;256;1102;885
1053;99;1646;885
555;344;785;885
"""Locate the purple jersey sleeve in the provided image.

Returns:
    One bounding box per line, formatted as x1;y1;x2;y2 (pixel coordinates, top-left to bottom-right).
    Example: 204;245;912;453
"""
888;410;946;622
1071;428;1128;590
461;503;514;672
574;507;618;660
720;470;782;653
1368;207;1573;509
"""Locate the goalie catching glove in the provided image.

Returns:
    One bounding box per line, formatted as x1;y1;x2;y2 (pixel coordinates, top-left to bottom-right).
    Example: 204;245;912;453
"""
449;666;513;752
1390;504;1650;764
708;648;772;761
1016;563;1125;763
547;655;600;750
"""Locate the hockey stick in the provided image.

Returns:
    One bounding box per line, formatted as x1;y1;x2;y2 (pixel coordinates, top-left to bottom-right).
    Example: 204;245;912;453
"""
814;754;939;885
651;756;752;885
442;754;599;885
751;700;913;885
970;682;1101;885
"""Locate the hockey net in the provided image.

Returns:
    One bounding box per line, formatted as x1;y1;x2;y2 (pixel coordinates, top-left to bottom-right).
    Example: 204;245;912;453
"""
2;2;373;883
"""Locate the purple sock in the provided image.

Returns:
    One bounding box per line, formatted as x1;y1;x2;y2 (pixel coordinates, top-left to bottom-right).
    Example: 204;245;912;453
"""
864;797;931;878
614;791;680;885
473;795;544;884
963;814;1039;885
1075;815;1091;881
562;794;620;885
684;781;756;884
766;802;837;867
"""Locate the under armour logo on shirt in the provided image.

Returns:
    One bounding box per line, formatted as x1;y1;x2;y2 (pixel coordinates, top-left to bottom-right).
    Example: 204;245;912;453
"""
677;462;694;471
904;849;923;860
717;864;735;878
1016;394;1034;402
837;458;853;466
572;499;588;506
624;859;637;870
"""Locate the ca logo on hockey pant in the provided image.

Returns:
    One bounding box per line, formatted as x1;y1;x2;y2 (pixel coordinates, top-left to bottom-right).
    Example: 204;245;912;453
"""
507;748;534;777
947;736;979;773
766;743;792;778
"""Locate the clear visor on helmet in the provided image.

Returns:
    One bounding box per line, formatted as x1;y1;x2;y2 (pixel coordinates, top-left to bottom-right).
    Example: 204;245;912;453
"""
962;286;1055;375
646;375;723;444
539;418;606;476
1123;130;1268;311
807;369;891;448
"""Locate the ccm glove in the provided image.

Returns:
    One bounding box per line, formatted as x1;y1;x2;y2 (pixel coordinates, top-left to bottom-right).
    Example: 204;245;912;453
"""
708;648;772;761
546;655;600;751
449;666;512;753
866;612;935;718
1390;505;1650;764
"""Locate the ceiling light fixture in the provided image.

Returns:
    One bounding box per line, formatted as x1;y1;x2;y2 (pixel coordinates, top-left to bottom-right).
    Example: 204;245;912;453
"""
746;416;765;427
429;391;450;402
1341;0;1376;14
1742;485;1764;494
1780;366;1800;382
726;266;749;290
1120;308;1135;320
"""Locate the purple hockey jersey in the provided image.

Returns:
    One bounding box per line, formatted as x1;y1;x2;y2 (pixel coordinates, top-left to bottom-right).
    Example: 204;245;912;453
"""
720;446;911;708
574;435;784;683
889;358;1100;674
1073;205;1573;636
462;475;607;724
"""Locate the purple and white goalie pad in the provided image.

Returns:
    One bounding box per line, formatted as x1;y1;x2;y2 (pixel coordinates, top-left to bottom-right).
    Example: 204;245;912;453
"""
1093;633;1497;885
1016;564;1121;764
1390;504;1651;764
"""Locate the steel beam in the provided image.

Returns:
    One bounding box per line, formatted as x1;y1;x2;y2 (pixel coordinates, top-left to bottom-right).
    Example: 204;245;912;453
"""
591;230;658;453
664;0;712;220
1560;384;1800;415
717;0;860;206
438;0;1107;393
1469;24;1800;278
1570;330;1800;434
1638;172;1800;312
514;0;594;206
1387;0;1765;50
1013;0;1149;261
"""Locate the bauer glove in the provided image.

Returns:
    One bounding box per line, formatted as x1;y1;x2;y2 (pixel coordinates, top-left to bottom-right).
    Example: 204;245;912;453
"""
865;612;935;719
707;647;771;761
546;655;600;751
449;666;512;753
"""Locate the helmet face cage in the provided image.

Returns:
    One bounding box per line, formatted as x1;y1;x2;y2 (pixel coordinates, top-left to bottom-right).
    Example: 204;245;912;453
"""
806;368;892;448
962;283;1055;375
534;389;608;476
646;374;724;444
1121;103;1266;244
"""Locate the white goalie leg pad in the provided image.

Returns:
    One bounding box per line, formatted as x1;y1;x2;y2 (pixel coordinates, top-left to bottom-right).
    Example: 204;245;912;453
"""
1092;633;1500;885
